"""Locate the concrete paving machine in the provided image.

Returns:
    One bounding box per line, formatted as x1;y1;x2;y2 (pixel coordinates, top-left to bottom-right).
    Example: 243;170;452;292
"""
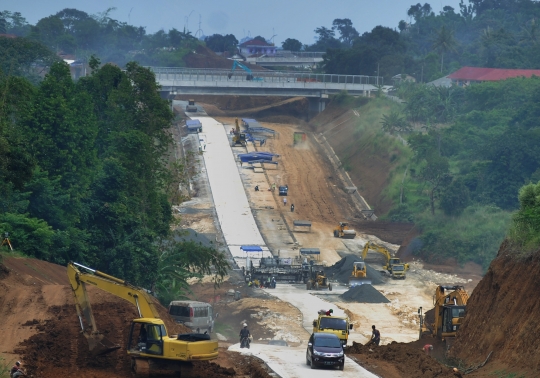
306;261;332;291
348;261;372;286
232;117;246;147
333;222;357;239
418;285;469;347
67;262;218;376
362;241;409;278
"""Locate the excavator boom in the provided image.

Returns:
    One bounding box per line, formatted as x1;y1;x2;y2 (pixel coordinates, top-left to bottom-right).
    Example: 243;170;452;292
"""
67;262;163;355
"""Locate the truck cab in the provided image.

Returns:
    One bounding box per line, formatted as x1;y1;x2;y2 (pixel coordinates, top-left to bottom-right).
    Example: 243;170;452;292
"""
279;185;288;196
312;315;353;347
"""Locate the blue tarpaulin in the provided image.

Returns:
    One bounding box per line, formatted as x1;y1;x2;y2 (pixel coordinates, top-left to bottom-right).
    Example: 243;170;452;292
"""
241;246;263;252
300;248;320;255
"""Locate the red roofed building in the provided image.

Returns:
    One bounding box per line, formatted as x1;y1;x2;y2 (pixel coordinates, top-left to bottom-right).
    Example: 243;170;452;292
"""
448;66;540;86
239;39;276;57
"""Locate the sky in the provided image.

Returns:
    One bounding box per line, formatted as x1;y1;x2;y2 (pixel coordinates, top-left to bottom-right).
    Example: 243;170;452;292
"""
3;0;466;45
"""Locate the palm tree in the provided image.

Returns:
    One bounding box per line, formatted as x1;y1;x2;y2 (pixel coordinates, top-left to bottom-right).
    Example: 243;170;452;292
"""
432;25;458;73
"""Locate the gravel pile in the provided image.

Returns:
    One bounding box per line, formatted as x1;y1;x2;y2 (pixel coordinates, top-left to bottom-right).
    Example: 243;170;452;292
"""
340;284;390;303
324;254;384;285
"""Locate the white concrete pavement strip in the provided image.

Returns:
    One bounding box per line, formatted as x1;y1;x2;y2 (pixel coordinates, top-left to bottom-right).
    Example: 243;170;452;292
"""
192;117;272;267
229;343;378;378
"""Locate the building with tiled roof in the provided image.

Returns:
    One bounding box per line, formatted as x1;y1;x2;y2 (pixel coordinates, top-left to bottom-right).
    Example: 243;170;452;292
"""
448;66;540;86
239;38;276;57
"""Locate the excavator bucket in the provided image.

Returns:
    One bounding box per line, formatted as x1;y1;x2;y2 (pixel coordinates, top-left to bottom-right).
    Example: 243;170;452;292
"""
342;230;357;239
84;333;121;356
348;277;372;287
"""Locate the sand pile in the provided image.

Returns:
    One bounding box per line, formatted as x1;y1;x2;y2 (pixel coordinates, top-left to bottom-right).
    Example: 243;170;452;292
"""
325;254;384;285
340;284;389;303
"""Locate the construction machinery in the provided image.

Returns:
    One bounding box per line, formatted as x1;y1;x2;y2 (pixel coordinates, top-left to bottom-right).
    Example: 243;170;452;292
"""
333;222;357;239
186;99;197;112
231;118;247;147
348;261;371;286
67;262;218;376
361;241;409;278
418;285;469;346
312;313;353;347
306;261;332;291
228;60;263;81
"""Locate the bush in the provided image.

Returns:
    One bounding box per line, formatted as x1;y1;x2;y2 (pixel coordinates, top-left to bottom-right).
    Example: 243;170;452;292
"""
507;181;540;253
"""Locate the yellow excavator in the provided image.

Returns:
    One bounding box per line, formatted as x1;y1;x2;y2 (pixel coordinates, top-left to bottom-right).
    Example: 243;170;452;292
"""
333;222;357;239
67;262;218;377
418;285;469;347
232;118;246;147
361;241;409;278
348;261;371;286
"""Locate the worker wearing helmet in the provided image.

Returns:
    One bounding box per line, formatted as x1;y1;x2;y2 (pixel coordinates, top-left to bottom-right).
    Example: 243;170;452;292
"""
239;323;251;348
10;361;26;378
325;309;334;316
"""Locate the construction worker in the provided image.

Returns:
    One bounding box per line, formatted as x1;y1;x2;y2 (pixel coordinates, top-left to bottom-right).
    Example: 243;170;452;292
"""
283;197;287;206
272;183;276;192
290;204;295;212
255;185;259;191
10;361;26;378
239;323;250;348
423;344;433;355
325;309;333;316
367;325;380;346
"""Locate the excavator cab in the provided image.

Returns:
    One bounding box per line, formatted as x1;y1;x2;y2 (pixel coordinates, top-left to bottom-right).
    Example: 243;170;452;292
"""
128;319;167;356
441;305;466;337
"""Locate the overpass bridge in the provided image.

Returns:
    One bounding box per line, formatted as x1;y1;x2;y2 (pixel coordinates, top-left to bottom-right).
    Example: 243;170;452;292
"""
150;67;381;114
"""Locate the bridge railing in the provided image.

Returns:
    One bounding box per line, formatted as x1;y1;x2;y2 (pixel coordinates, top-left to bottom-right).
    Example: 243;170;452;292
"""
148;67;382;86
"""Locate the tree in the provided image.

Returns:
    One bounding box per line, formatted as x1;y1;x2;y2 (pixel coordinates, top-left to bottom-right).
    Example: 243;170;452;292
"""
332;18;359;47
380;110;410;134
432;25;457;72
205;33;238;53
281;38;302;52
420;154;451;215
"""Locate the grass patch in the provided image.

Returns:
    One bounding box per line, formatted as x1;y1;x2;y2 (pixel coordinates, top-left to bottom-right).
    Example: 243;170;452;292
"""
0;356;12;378
490;370;526;378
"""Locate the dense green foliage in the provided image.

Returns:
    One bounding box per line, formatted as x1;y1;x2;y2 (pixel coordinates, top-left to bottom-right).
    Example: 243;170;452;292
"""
508;181;540;253
1;8;201;67
0;59;228;300
317;0;540;81
379;76;540;268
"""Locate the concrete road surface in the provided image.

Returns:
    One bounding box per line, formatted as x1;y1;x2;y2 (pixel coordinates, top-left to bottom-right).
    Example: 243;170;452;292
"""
229;342;378;378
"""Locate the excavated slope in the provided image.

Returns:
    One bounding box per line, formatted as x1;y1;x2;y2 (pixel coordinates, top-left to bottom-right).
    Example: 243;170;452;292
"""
450;240;540;375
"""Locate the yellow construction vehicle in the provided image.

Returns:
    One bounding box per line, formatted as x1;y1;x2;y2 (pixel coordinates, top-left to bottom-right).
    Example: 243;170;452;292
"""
67;262;218;376
232;118;246;147
333;222;357;239
361;241;409;278
312;313;353;347
306;262;332;291
348;261;371;286
418;285;469;346
186;99;197;112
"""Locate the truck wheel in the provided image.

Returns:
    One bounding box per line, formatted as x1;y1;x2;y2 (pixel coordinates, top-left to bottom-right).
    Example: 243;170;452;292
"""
329;283;332;291
334;230;339;237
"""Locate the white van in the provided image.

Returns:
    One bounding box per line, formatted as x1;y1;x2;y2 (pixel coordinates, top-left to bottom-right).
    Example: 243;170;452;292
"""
168;300;214;334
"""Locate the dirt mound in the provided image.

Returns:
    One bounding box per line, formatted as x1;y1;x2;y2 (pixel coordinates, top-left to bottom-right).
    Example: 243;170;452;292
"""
346;341;458;378
340;284;389;303
325;254;384;285
449;240;540;376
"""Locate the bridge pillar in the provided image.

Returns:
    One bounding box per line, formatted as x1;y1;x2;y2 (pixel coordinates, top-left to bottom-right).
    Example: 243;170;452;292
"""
308;96;327;119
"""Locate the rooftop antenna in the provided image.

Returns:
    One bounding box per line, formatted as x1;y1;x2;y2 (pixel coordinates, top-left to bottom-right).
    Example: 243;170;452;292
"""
195;14;204;38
